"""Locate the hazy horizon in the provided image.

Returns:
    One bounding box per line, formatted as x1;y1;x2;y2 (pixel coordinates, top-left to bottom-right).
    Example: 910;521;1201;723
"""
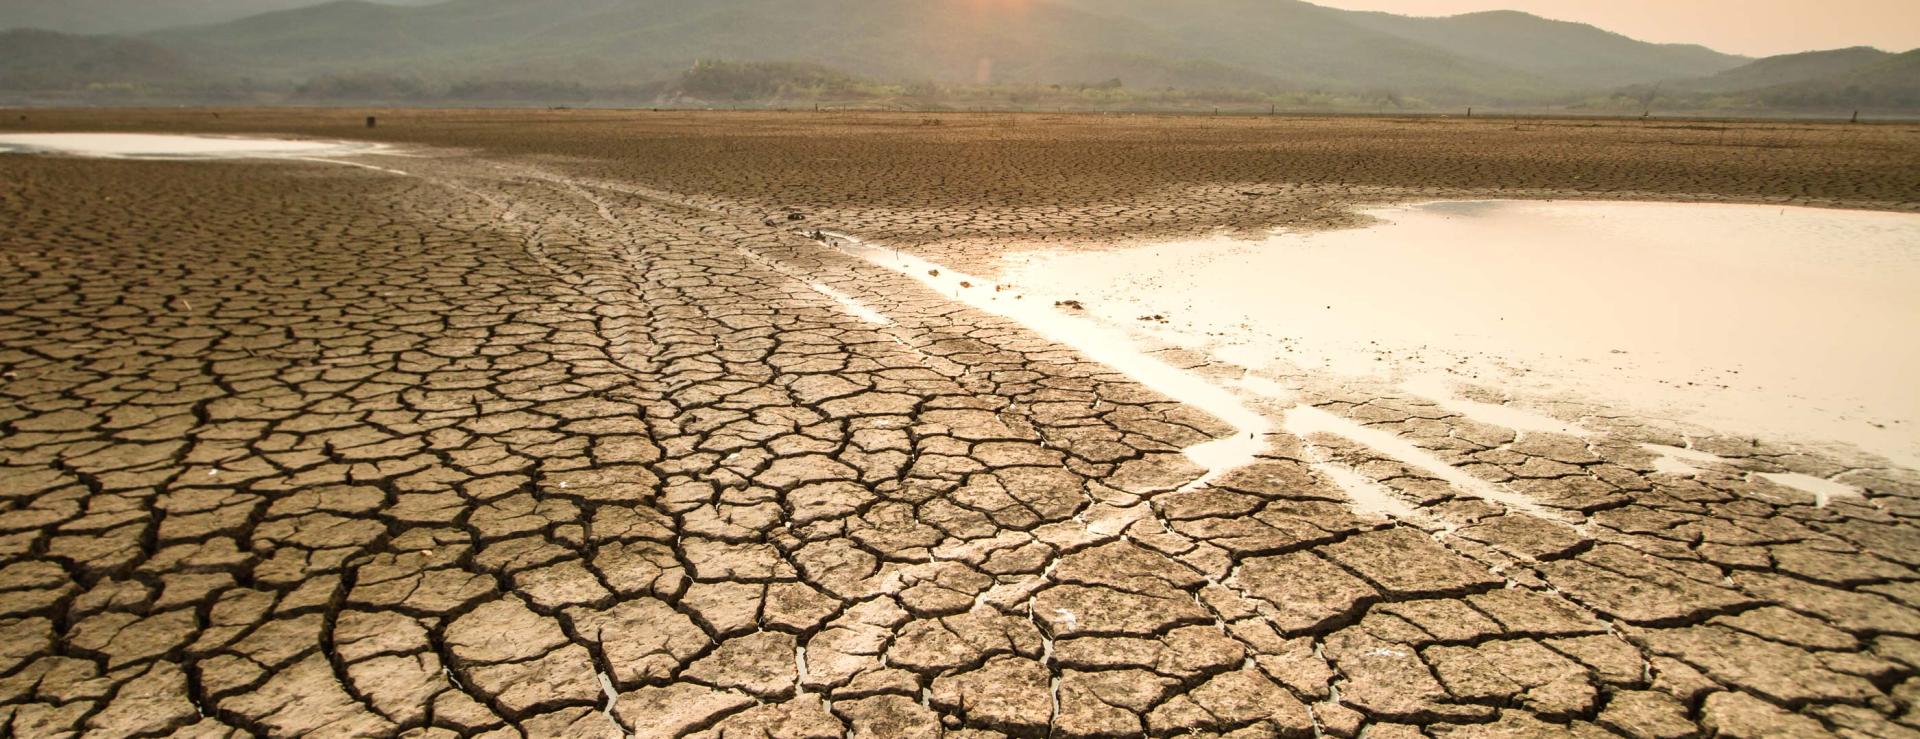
4;0;1916;113
5;0;1915;59
1317;0;1920;57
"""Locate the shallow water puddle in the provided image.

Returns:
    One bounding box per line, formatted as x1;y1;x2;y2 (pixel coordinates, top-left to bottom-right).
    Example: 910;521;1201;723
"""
1307;459;1430;523
806;282;891;325
1400;374;1587;436
1753;472;1863;508
0;133;405;173
821;231;1271;488
1004;201;1920;467
1284;404;1570;521
1640;443;1730;477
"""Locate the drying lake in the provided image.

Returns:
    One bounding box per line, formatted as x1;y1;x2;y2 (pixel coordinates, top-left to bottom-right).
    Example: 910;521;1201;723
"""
1004;200;1920;466
3;111;1917;737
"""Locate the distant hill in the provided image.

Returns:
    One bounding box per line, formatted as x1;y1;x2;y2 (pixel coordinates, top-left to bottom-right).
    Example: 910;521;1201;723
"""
8;0;1911;112
136;0;1746;101
0;29;193;90
1347;9;1743;89
1601;46;1919;114
0;0;441;35
1674;47;1894;93
1051;0;1564;101
154;0;1145;80
1751;49;1920;109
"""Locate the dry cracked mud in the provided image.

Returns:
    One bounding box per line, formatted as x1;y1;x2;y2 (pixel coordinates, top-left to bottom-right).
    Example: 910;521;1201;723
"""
1;110;1918;738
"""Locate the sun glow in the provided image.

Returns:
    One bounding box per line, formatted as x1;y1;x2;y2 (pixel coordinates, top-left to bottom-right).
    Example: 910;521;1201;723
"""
959;0;1035;22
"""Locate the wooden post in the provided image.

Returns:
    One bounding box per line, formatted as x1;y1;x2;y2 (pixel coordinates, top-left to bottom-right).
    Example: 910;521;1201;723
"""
1467;107;1472;118
1852;110;1860;123
365;116;376;129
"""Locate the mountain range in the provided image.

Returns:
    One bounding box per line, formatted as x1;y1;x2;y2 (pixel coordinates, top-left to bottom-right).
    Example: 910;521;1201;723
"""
1650;47;1920;110
0;0;441;35
1;0;1912;113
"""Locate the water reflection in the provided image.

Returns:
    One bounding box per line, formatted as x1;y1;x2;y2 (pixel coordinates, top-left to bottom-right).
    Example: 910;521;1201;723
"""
1003;200;1920;466
0;133;391;161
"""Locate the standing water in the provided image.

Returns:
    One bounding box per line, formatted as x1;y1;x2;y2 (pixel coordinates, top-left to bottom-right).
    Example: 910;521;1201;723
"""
0;133;405;173
1002;200;1920;467
0;133;389;159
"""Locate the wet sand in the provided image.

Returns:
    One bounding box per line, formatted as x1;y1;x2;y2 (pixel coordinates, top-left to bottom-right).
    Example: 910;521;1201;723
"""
0;114;1917;738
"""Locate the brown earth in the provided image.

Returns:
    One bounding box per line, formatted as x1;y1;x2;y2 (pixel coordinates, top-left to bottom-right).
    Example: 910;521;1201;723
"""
0;110;1917;737
6;108;1918;270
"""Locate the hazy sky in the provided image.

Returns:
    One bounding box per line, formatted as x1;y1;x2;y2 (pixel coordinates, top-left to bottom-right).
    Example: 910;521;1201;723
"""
1315;0;1920;57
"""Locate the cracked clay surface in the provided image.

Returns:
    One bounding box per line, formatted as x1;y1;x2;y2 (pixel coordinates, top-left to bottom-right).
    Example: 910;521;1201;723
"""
1;111;1918;738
